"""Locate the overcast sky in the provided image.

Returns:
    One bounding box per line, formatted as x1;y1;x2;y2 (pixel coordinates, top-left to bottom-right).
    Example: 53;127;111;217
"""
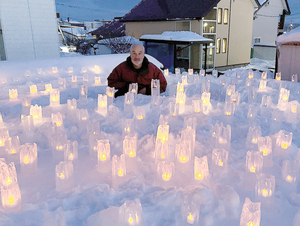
55;0;300;24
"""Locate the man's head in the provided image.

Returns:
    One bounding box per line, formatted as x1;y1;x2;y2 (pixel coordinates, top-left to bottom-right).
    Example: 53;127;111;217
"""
130;43;145;69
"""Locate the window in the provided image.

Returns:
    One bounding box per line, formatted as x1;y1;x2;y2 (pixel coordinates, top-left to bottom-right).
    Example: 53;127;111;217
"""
218;8;222;24
254;37;261;43
216;38;221;54
222;38;227;53
224;9;228;24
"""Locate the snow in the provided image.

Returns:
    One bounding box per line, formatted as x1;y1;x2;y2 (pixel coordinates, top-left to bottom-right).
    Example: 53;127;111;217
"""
0;54;299;226
276;26;300;46
140;31;213;43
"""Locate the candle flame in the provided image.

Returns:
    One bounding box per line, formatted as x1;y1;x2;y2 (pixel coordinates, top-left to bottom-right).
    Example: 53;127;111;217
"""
218;160;223;166
8;195;15;205
6;177;12;186
195;173;203;180
59;173;64;179
282;96;288;101
262;149;268;156
162;173;171;181
24;156;29;164
227;91;231;96
33;114;39;119
56;145;63;150
250;166;255;173
292;108;297;113
69;153;73;160
56;122;61;126
100;102;106;107
262;189;271;197
128;216;133;224
100;154;106;161
161;154;165;159
138;115;143;120
118;169;124;177
128;151;136;158
11;149;16;154
286;175;293;182
281;143;288;149
52;97;58;102
203;99;209;105
108;92;114;97
226;111;231;116
248;222;255;226
179;156;187;163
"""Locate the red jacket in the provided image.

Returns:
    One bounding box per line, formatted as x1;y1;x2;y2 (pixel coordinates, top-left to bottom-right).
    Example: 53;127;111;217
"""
108;57;167;97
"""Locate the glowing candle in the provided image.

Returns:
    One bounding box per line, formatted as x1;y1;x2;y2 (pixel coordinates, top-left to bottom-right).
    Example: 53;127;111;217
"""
51;112;63;127
94;65;100;73
156;125;169;143
0;128;9;147
157;161;174;182
255;173;275;200
94;76;101;85
50;89;60;107
261;71;267;79
182;75;188;85
164;68;169;76
30;85;37;94
55;161;74;192
188;68;193;75
68;67;74;74
240;197;261;226
52;67;58;74
45;84;52;92
248;71;254;79
67;98;77;110
194;156;209;183
9;89;18;100
175;68;181;75
72;75;77;83
202;92;211;105
275;72;281;80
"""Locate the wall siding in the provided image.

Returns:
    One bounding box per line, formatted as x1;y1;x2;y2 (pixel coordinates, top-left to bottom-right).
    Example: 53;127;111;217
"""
0;0;59;61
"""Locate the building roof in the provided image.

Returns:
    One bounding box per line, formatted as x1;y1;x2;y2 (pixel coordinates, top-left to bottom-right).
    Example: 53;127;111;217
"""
255;0;291;16
90;19;125;39
121;0;221;22
140;31;213;44
276;26;300;46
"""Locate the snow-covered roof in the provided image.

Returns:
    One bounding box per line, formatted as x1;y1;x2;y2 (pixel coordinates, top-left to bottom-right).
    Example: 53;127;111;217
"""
97;36;139;44
276;26;300;46
140;31;213;43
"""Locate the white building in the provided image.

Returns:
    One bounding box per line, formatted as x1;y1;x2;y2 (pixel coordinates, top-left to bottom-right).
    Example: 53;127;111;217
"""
252;0;291;45
0;0;59;61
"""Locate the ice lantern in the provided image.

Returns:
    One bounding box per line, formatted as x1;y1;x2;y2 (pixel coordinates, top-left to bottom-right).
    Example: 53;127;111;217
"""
134;106;145;121
0;128;9;147
123;133;138;173
287;101;298;123
258;136;273;167
244;151;263;191
211;149;228;175
275;72;281;81
164;68;169;76
80;85;88;99
50;89;60;107
94;76;101;85
151;79;160;97
9;89;18;101
156;125;169;144
278;88;290;111
1;181;21;212
97;94;107;116
106;86;114;105
30;104;42;125
157;161;175;185
0;160;18;188
97;139;111;173
64;141;78;161
176;92;186;114
5;136;20;161
112;154;126;189
246;126;262;149
30;85;37;94
281;160;298;188
181;195;200;225
19;143;38;175
51;112;63;128
122;118;135;138
275;130;293;156
202;92;211;115
124;92;134;112
119;198;143;226
55;161;74;192
240;197;261;226
194;156;209;185
67;98;77;111
129;83;138;97
155;138;169;163
45;83;52;92
255;173;275;203
175;140;192;173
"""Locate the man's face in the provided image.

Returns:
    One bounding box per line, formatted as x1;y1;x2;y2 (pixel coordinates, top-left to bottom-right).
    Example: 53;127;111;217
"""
130;45;145;69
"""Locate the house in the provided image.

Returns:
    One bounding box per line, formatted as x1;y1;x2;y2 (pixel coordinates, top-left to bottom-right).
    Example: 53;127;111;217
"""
0;0;59;61
276;26;300;81
121;0;259;72
252;0;291;45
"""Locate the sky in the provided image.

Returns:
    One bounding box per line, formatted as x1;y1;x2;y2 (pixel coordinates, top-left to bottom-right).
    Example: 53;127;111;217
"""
55;0;300;24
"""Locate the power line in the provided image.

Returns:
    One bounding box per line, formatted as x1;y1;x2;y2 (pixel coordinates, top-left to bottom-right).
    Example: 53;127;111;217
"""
56;3;104;12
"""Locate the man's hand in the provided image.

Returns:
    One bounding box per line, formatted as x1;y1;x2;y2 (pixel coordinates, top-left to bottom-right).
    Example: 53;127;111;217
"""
138;87;147;94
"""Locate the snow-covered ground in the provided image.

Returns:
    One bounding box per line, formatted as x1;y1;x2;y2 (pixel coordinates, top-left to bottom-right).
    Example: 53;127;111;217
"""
0;54;299;226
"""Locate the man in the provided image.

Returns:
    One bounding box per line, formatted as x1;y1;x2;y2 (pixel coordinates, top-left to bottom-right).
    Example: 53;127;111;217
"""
107;43;167;98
